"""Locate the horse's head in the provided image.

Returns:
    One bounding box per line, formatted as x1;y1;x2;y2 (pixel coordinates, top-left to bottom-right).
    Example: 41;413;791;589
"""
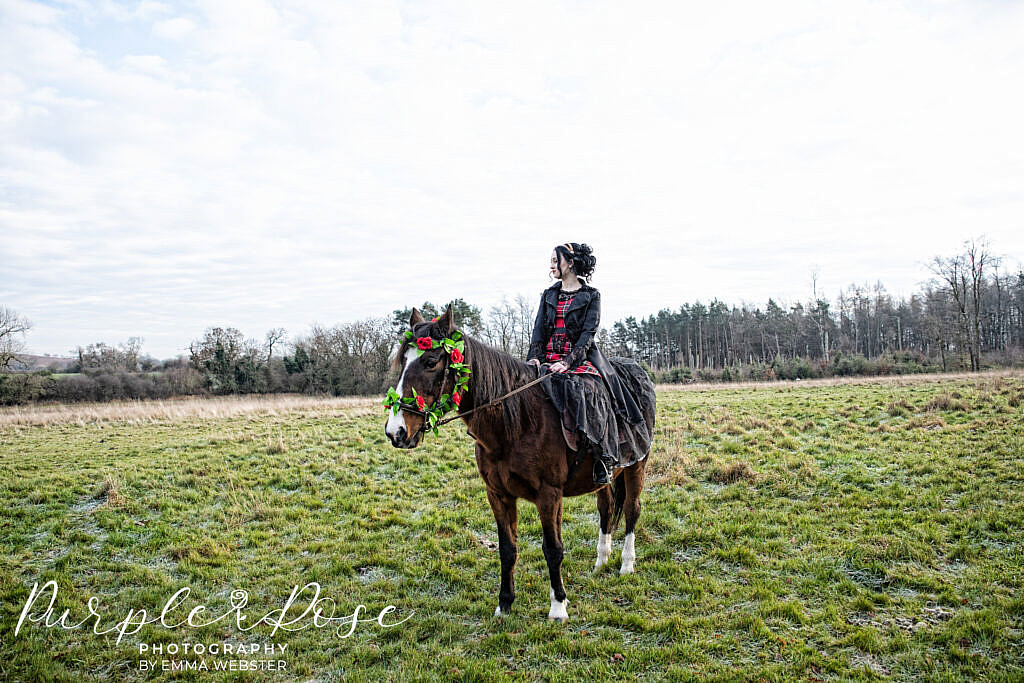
384;304;465;449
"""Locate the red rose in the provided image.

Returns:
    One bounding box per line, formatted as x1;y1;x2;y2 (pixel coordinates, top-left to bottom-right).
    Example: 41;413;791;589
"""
416;395;426;410
416;336;434;350
450;348;464;363
452;392;461;406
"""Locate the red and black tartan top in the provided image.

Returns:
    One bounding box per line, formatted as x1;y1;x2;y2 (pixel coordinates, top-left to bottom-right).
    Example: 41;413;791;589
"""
545;290;602;376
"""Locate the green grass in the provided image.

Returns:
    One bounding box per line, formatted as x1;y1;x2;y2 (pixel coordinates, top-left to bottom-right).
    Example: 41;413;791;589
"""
1;375;1023;681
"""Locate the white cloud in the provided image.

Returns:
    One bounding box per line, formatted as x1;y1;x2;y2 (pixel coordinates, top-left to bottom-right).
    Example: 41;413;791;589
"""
152;15;195;40
1;0;1022;357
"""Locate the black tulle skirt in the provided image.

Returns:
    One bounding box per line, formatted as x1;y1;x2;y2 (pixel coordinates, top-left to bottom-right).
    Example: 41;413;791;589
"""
542;365;652;469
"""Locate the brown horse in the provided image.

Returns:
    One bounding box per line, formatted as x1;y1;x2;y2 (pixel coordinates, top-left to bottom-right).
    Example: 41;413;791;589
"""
384;304;655;621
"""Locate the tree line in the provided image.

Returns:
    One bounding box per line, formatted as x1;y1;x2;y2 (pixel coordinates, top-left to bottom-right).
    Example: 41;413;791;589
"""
606;239;1022;381
1;238;1021;404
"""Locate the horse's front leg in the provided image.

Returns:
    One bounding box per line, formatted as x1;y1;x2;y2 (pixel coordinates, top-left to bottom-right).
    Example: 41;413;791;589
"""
537;486;569;622
485;486;518;616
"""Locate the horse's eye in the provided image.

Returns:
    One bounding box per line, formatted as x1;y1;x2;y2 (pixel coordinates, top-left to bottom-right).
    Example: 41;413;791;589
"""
424;356;441;369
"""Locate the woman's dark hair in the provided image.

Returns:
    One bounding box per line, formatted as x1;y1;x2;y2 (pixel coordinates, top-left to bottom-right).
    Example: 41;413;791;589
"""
554;242;596;280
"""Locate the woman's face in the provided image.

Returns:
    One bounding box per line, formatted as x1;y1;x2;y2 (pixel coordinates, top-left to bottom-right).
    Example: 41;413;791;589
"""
550;249;572;279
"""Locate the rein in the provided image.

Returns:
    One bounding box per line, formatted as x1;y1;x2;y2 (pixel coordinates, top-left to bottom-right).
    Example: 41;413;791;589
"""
397;365;554;440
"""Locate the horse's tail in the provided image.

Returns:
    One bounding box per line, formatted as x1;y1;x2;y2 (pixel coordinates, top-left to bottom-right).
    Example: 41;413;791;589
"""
609;475;627;535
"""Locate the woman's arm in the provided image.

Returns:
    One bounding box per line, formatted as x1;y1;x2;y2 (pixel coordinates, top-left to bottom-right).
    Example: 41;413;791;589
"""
565;290;600;370
526;292;547;363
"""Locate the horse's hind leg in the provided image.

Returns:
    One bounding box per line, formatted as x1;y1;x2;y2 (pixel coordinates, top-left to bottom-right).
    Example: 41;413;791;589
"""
620;460;646;575
594;485;613;569
536;486;569;622
485;486;518;616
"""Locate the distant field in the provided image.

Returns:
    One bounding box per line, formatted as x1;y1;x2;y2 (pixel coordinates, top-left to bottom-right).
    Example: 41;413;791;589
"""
0;393;380;426
1;373;1022;680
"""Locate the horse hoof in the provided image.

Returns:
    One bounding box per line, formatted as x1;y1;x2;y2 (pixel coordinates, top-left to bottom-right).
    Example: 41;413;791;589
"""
619;563;634;575
548;590;569;621
494;605;504;617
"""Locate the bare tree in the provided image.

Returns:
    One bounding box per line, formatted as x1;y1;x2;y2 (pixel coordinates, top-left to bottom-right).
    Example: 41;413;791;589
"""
965;238;999;369
485;296;516;352
120;337;143;371
77;338;143;372
514;293;536;358
288;317;394;394
810;268;830;364
0;306;33;370
928;252;973;369
928;238;999;371
485;294;534;357
264;327;287;363
338;317;394;391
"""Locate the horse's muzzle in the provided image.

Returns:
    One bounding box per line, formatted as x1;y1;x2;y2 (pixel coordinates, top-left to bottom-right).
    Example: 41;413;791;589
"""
386;425;420;449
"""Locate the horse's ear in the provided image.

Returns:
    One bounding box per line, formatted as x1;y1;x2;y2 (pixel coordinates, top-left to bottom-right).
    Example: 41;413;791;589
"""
438;304;455;334
409;307;425;327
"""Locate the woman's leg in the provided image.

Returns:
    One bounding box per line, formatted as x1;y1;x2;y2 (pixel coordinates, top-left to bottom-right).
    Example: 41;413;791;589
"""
577;374;618;485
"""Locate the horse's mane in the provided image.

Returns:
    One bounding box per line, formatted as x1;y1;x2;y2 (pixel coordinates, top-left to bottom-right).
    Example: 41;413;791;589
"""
462;335;541;439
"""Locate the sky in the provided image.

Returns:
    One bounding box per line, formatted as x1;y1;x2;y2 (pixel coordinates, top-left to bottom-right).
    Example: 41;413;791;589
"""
2;0;1023;360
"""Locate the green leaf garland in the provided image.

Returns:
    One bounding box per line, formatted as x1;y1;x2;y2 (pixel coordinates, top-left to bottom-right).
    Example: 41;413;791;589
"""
382;329;470;436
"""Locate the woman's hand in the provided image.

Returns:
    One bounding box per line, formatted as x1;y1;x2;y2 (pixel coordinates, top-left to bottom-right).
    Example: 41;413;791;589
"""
527;358;540;368
549;361;569;373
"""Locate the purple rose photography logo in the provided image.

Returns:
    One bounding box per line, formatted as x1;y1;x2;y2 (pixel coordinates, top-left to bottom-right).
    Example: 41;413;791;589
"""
15;579;413;674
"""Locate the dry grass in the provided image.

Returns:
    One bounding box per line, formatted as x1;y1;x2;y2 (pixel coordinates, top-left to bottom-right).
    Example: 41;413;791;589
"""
266;427;287;454
905;415;947;430
740;416;771;430
3;369;1020;427
886;398;915;416
710;461;758;484
925;393;970;412
654;368;1024;393
93;472;126;508
0;393;381;426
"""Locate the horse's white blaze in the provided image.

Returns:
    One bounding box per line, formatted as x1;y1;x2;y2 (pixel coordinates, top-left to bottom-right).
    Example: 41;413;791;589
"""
385;347;419;439
595;531;612;568
620;532;635;575
548;588;569;621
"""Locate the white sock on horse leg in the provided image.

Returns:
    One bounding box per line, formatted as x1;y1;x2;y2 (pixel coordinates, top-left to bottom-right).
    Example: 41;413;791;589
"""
620;532;635;575
595;531;612;568
548;588;569;621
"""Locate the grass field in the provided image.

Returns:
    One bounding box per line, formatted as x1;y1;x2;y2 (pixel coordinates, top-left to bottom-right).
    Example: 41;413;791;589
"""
1;373;1022;681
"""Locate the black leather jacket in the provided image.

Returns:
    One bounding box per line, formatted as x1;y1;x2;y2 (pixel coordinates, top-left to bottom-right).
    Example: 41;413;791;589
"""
527;280;600;370
527;281;644;424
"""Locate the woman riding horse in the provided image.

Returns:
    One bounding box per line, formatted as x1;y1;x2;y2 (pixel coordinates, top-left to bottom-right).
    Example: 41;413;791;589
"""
526;242;649;485
383;244;656;621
